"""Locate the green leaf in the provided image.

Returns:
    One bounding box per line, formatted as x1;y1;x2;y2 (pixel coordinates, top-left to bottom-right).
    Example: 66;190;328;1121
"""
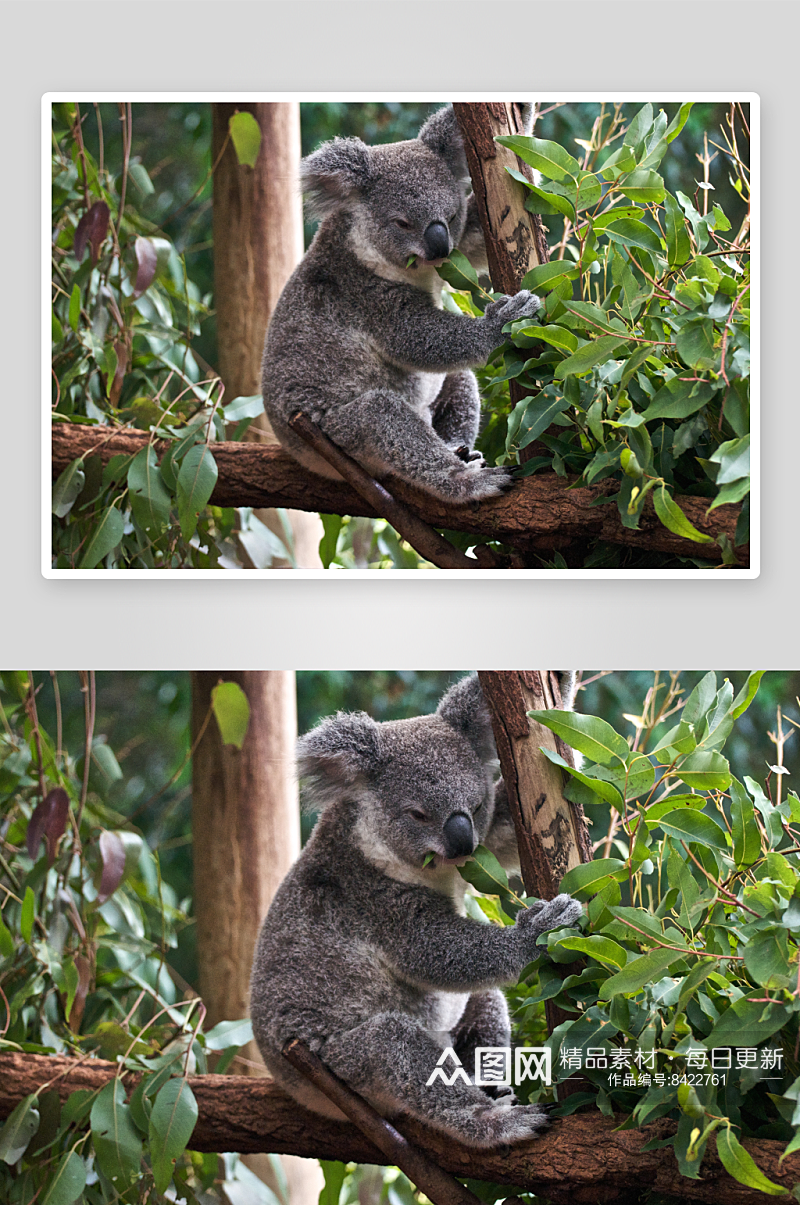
0;913;13;958
654;808;729;850
560;300;627;337
675;750;731;791
20;886;34;943
665;193;692;267
203;1018;254;1050
732;671;764;720
40;1150;87;1205
540;748;623;808
665;102;694;144
0;1093;40;1163
554;336;628;380
508;393;571;452
528;709;629;765
90;1079;143;1190
222;394;264;422
708;477;750;511
604;218;663;257
52;458;86;518
676;317;717;371
495;135;579;181
522;324;578;353
319;514;342;568
149;1078;198;1194
176;444;218;542
521;260;579;293
558;935;628;968
68;285;81;332
518;178;576;219
730;778;762;867
319;1160;347;1205
653;486;714;545
617;170;665;204
642;378;716;424
77;505;125;569
559;859;627;899
705;997;790;1049
128;446;172;537
709;435;750;485
229;110;262;168
623;103;654;150
599;947;686;999
715;1127;786;1195
744;927;793;989
211;681;251;750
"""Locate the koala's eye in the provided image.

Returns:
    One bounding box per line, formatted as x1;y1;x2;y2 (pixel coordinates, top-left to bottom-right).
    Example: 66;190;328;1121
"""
394;219;413;231
448;213;458;225
409;809;429;822
473;801;483;814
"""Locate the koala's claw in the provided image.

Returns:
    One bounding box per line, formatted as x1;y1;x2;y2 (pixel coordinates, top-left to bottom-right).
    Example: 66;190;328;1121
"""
476;1102;550;1146
431;463;514;504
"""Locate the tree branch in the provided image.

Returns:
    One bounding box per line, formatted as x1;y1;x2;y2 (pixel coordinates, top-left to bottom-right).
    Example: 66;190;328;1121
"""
51;425;748;566
0;1054;796;1205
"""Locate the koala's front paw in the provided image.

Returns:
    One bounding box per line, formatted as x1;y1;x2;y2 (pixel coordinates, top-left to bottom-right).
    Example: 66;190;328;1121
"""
485;290;541;327
518;893;583;943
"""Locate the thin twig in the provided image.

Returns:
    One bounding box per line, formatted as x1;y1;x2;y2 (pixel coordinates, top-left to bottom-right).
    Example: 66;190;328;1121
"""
77;671;96;825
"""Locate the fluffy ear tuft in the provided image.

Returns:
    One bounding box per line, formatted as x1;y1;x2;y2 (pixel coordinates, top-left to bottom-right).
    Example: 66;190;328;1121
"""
300;137;372;222
557;671;578;710
297;711;381;810
437;674;496;762
418;105;468;179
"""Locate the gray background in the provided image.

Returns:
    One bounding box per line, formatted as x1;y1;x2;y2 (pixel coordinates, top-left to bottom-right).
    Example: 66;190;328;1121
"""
7;1;794;670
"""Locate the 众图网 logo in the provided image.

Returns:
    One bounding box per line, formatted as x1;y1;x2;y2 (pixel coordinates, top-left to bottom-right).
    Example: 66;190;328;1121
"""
425;1046;551;1088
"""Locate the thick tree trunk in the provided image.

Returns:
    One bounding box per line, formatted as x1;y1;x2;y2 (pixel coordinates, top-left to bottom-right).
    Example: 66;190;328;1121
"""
51;426;748;567
478;671;592;1043
191;672;321;1205
1;1054;796;1205
478;672;592;900
192;671;299;1048
452;102;548;294
212;101;323;568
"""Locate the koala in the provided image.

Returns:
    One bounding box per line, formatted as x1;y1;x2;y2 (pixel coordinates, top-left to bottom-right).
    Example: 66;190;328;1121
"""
249;674;582;1148
262;104;541;505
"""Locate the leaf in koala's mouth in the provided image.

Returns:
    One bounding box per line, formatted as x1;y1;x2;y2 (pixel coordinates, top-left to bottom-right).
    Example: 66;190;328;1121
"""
406;255;418;268
422;851;436;867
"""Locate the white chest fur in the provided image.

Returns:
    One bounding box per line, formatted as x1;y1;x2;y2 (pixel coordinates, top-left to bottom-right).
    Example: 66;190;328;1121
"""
409;371;446;421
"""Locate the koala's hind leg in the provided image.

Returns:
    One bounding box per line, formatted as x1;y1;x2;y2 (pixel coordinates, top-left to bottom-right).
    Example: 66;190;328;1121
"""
430;371;482;461
452;990;515;1101
322;391;512;504
320;1011;548;1147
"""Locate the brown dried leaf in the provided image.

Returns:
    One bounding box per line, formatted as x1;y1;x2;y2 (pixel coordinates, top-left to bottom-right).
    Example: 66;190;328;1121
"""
26;788;70;866
74;201;110;265
133;237;158;298
69;954;92;1030
97;830;127;903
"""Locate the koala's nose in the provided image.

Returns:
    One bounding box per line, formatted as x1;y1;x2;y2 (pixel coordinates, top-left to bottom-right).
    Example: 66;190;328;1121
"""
442;812;475;859
423;221;450;261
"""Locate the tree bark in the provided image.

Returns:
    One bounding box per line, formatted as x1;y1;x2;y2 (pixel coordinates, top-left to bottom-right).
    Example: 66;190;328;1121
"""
452;103;548;295
191;671;299;1056
212;101;323;568
478;672;592;1043
192;671;321;1202
1;1054;796;1205
51;425;748;567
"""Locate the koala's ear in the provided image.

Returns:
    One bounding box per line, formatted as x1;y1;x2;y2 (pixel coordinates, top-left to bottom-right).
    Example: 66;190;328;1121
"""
437;674;496;762
297;712;381;809
300;137;372;221
557;671;578;710
418;105;468;179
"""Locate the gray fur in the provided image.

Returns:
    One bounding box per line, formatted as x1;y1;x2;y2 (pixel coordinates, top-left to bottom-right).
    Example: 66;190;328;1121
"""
262;105;541;503
250;674;582;1147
